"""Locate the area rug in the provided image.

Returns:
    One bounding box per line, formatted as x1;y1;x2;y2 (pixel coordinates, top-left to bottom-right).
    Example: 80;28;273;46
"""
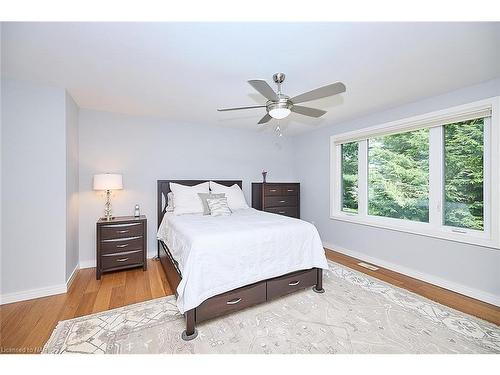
42;261;500;354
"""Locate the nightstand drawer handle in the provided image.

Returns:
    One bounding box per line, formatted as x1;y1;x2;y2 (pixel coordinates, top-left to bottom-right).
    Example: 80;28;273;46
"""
102;223;141;228
116;244;129;248
226;298;242;305
116;258;129;262
116;230;129;234
288;280;300;286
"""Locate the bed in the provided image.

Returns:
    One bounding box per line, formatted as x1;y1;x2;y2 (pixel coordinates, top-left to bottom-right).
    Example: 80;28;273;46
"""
156;180;328;340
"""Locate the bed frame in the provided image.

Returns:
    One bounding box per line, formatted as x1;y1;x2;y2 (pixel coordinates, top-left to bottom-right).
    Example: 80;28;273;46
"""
157;179;324;341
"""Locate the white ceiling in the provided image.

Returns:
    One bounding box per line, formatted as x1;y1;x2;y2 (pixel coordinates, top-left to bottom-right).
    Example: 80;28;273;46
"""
2;22;500;135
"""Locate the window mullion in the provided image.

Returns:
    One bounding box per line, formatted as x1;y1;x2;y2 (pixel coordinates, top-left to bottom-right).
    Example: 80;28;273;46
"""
429;126;443;229
358;140;368;217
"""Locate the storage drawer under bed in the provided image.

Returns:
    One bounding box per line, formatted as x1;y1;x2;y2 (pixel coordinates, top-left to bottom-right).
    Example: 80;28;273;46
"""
266;268;317;300
195;281;267;323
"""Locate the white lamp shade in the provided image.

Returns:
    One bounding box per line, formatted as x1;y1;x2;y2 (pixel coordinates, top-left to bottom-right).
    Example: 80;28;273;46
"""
93;174;123;191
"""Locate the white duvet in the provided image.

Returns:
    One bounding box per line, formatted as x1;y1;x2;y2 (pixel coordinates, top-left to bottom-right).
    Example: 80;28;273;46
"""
157;208;328;313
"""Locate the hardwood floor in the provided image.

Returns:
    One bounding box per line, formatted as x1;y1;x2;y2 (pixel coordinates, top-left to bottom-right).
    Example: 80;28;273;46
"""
0;259;172;354
1;249;498;354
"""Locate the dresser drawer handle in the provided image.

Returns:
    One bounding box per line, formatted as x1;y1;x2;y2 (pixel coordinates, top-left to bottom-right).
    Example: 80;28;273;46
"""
279;200;286;203
287;189;294;192
226;298;242;305
269;189;277;192
116;258;129;262
288;280;300;286
116;244;129;248
116;230;129;234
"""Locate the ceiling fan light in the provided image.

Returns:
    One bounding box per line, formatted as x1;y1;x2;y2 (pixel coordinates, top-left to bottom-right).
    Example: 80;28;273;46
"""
269;107;291;120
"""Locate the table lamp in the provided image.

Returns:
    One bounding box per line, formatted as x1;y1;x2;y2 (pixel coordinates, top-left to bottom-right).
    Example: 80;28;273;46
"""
93;173;123;221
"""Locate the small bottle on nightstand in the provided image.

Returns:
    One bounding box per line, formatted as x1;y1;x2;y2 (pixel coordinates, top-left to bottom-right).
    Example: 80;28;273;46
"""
134;204;140;217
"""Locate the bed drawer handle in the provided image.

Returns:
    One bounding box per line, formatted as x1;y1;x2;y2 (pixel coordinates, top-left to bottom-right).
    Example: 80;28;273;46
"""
116;257;129;262
278;211;286;214
288;280;300;286
116;229;129;234
279;200;286;203
116;244;129;248
226;298;242;305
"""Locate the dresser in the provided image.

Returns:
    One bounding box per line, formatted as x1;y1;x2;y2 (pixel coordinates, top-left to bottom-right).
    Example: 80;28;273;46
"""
96;215;147;279
251;183;300;218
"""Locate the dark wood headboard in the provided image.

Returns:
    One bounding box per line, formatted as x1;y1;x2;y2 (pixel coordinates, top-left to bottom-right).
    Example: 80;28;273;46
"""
157;180;243;228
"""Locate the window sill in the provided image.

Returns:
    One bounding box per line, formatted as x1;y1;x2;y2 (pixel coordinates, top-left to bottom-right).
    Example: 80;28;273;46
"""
330;213;499;249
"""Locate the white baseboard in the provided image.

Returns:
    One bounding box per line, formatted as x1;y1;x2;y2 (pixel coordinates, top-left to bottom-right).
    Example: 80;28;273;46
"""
324;242;500;307
0;284;67;305
66;264;79;289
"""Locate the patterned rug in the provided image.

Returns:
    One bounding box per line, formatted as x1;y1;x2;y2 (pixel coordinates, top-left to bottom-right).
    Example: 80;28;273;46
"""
43;261;500;354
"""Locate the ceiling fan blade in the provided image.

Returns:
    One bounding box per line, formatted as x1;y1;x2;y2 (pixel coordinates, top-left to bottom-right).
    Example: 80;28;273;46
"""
291;105;327;118
290;82;346;104
217;105;266;112
257;113;272;124
248;80;278;101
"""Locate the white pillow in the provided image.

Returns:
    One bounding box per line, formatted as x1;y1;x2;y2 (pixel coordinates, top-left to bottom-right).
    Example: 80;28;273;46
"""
209;181;249;211
165;192;174;212
170;182;209;215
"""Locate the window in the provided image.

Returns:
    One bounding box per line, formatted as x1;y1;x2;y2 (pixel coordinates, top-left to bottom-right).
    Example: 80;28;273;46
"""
331;97;499;248
341;142;358;213
368;129;429;222
444;119;484;230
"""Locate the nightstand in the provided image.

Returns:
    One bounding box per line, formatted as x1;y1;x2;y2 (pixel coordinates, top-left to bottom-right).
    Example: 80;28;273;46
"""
96;215;147;279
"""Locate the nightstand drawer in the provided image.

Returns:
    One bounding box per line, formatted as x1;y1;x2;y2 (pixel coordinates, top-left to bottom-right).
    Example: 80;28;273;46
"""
265;195;297;207
100;222;143;239
101;250;143;270
100;236;143;254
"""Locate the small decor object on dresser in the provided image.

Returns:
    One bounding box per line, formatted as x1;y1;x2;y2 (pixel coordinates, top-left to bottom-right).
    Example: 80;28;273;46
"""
252;182;300;218
96;215;147;279
134;204;140;217
262;170;267;183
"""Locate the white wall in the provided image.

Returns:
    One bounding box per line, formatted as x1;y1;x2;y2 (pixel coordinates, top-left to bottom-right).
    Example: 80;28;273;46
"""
65;92;79;281
292;78;500;305
1;79;67;298
78;109;296;266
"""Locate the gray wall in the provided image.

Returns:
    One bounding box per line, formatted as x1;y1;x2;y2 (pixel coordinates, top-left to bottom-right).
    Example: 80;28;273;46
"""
78;109;296;265
65;92;79;280
292;78;500;304
1;79;67;295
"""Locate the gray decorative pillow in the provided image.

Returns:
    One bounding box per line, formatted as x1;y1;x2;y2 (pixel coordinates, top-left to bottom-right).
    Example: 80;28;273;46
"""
198;193;225;215
207;197;232;216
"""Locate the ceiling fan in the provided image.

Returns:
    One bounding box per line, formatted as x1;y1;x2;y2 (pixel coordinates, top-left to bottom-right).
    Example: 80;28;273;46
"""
217;73;346;125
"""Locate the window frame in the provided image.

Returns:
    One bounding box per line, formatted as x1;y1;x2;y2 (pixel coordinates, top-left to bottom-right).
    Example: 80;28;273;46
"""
330;97;500;249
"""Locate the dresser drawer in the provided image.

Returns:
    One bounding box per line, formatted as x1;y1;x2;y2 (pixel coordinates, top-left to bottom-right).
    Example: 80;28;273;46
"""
263;184;282;196
100;222;143;240
264;206;298;218
282;184;299;196
267;268;317;300
100;236;143;254
101;249;143;270
196;282;266;323
265;195;297;207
